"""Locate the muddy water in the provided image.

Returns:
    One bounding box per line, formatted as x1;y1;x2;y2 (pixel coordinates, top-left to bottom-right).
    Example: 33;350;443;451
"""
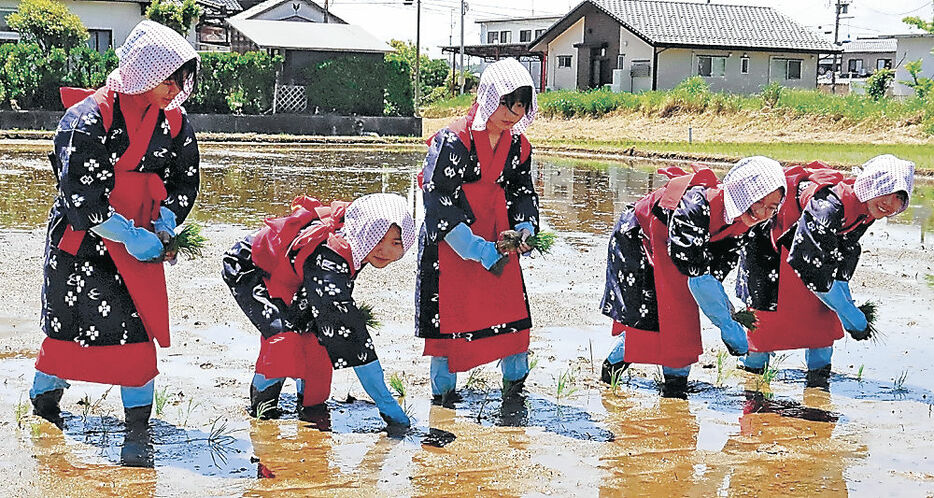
1;143;933;496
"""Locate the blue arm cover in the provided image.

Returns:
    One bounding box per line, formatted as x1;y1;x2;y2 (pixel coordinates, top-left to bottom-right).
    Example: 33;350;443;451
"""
688;274;748;355
816;280;867;332
152;206;177;236
444;222;505;270
90;212;163;261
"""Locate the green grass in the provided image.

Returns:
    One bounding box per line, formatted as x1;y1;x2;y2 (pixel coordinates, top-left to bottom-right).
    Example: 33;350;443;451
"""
555;369;578;401
14;396;29;429
154;386;171;417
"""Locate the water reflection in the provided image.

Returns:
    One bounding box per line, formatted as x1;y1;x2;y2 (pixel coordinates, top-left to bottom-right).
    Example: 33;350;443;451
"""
2;146;929;234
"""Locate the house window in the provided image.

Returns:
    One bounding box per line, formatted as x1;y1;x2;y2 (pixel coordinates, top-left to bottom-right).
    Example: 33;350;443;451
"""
697;55;726;77
500;30;511;43
771;58;802;80
487;31;499;44
87;29;112;54
741;56;749;74
557;55;572;68
535;29;544;38
520;30;531;43
617;54;625;69
848;58;863;75
0;8;15;32
876;58;892;70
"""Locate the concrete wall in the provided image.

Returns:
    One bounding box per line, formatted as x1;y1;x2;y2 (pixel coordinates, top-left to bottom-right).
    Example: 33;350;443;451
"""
655;48;819;93
894;36;934;97
546;18;583;90
0;0;197;48
0;111;422;136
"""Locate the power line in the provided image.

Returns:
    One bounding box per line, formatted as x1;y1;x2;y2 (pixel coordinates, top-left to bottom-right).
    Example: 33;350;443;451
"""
858;0;932;17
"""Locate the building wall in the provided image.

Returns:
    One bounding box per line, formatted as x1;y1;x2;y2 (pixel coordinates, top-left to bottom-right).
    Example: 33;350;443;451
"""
546;17;583;90
248;0;338;23
576;5;620;90
615;25;653;92
0;0;197;49
841;51;895;77
479;18;559;45
894;36;934;97
655;48;819;93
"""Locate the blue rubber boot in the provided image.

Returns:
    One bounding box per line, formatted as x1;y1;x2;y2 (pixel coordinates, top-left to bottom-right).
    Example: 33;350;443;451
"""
501;352;529;398
661;365;691;398
805;347;833;390
430;356;460;406
739;352;773;375
30;370;70;429
601;334;630;384
354;361;410;427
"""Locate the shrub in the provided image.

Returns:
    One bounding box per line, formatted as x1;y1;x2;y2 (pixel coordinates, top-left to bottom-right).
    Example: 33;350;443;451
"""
866;68;895;101
761;82;783;108
186;51;281;114
384;54;414;116
304;55;386;115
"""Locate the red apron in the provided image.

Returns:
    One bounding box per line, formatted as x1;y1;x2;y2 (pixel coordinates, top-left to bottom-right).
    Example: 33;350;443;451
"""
251;197;352;407
423;128;530;373
36;89;182;386
614;167;750;369
749;167;866;352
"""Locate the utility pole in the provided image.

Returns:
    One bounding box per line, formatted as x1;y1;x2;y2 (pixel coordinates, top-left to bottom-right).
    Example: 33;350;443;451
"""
450;8;455;98
831;0;840;93
415;0;421;109
460;0;467;94
324;0;329;23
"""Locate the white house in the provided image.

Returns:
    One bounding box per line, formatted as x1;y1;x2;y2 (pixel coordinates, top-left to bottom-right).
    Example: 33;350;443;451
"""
530;0;837;94
0;0;200;51
475;15;560;91
892;34;934;98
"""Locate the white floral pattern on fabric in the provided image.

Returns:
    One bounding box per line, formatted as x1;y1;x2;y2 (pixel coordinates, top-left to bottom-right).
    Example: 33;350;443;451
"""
106;20;200;110
721;156;787;222
853;154;915;214
341;193;416;270
470;58;537;136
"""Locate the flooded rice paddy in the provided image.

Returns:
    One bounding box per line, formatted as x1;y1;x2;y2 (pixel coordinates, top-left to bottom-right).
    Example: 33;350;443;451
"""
0;141;932;496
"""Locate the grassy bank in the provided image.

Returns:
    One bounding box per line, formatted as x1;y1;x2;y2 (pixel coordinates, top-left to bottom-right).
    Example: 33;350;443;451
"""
422;78;934;133
536;139;934;172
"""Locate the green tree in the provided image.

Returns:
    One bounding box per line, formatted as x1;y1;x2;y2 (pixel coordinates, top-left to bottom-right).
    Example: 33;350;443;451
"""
6;0;88;52
146;0;202;37
388;39;451;104
899;59;934;100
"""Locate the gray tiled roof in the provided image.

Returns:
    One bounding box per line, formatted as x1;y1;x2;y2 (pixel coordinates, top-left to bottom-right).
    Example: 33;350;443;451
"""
198;0;244;12
593;0;836;52
842;38;897;53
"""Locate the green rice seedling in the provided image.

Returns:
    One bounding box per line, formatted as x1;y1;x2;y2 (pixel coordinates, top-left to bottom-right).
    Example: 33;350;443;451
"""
856;364;865;383
732;308;758;331
759;354;788;386
169;223;208;260
496;230;557;255
154;386;171;417
14;396;29;429
205;416;238;467
716;350;735;386
609;368;626;397
857;301;884;343
389;372;407;398
528;354;540;372
465;368;488;391
357;301;381;330
254;399;277;420
178;398;200;427
556;369;578;401
926;274;934;288
894;369;909;392
30;422;41;438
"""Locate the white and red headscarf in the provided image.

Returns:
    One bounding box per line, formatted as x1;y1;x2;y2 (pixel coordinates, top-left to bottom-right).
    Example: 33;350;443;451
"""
722;156;787;222
106;20;200;110
342;194;417;270
471;58;537;136
854;154;915;215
